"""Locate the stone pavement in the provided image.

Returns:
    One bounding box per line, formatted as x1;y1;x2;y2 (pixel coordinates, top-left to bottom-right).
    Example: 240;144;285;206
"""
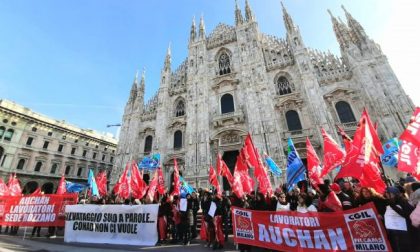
0;228;241;252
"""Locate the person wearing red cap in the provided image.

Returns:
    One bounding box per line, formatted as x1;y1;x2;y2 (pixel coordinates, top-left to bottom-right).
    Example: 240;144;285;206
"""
331;183;353;210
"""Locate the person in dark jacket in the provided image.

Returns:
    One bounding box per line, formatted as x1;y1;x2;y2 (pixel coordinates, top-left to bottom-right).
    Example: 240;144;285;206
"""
356;187;387;218
384;186;416;252
220;192;231;242
190;192;200;239
331;183;353;210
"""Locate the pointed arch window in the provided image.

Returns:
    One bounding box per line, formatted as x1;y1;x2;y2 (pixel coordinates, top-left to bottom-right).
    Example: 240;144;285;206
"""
16;159;25;170
0;147;3;163
335;101;356;123
276;76;293;95
175;100;185;117
50;163;58;174
65;165;71;175
34;161;42;172
285;110;302;131
3;129;14;141
221;94;235;114
174;130;183;149
218;52;231;75
0;126;5;138
144;135;153;154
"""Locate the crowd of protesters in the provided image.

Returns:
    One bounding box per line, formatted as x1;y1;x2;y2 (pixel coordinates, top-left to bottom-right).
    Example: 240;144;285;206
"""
1;176;420;252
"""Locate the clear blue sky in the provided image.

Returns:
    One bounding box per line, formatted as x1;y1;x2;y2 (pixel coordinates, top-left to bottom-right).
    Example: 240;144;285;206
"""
0;0;418;137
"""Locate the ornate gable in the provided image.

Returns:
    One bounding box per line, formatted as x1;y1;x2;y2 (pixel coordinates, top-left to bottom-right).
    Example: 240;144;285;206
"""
206;23;237;49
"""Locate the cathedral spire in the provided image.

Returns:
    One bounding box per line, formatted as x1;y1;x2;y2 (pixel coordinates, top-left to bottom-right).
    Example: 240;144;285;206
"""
164;42;171;71
190;16;197;42
234;0;244;26
244;0;255;22
128;70;138;103
281;1;296;33
199;14;206;39
328;9;351;50
341;5;368;44
139;68;145;92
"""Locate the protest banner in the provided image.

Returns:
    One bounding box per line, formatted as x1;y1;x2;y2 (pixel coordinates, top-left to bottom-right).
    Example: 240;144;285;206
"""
64;204;158;246
0;194;78;227
232;203;392;252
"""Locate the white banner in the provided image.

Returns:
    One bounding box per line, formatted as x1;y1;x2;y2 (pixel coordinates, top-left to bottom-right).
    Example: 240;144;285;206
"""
64;204;158;246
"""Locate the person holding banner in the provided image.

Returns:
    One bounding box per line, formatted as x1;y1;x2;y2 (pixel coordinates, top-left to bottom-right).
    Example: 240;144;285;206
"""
356;187;388;218
157;195;171;244
384;186;416;252
296;193;317;213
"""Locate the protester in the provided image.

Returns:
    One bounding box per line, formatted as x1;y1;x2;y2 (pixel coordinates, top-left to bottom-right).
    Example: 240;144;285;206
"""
356;187;387;217
331;183;353;210
296;192;317;213
276;192;290;211
318;184;342;212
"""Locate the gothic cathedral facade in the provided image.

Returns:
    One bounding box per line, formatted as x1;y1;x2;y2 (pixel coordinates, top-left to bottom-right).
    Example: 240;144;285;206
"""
112;2;414;189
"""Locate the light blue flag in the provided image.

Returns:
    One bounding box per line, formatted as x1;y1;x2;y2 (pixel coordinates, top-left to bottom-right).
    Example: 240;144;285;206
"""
138;153;160;170
264;154;282;176
87;169;100;197
180;176;195;195
381;138;400;168
65;181;86;193
286;138;306;192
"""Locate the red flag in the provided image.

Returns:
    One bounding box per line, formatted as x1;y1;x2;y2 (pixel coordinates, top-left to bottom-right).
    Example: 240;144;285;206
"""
157;167;166;195
31;187;42;196
306;137;323;186
231;171;244;198
7;174;22;196
209;165;221;197
254;151;273;196
171;159;181;196
400;108;420;146
242;134;259;169
56;175;67;195
363;108;384;154
235;156;254;194
337;126;353;152
320;128;346;178
336;114;386;193
146;171;159;202
0;178;9;196
131;161;147;199
217;154;234;186
113;163;131;199
95;171;107;197
398;140;420;180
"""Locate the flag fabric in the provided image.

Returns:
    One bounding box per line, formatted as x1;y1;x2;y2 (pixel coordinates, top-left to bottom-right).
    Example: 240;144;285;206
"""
320;128;346;178
363;108;384;154
398;140;420;180
242;133;259;169
381;138;400;168
286;138;306;192
95;171;108;197
209;165;221;197
131;162;147;199
138;154;161;170
113;163;131;199
7;174;22;196
157;167;166;195
254;151;273;196
180;176;195;194
30;187;42;196
337;126;353;152
336;111;386;193
231;170;244;198
87;169;100;197
264;153;282;177
235;155;254;194
217;154;234;186
0;178;9;196
56;175;67;195
399;107;420;147
146;171;158;202
171;159;181;196
66;181;86;193
306;137;323;186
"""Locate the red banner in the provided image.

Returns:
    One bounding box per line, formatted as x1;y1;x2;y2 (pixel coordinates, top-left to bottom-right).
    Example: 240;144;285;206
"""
0;194;78;227
232;203;392;252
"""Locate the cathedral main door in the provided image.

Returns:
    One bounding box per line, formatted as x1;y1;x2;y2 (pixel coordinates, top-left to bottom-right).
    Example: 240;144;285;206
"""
222;150;239;191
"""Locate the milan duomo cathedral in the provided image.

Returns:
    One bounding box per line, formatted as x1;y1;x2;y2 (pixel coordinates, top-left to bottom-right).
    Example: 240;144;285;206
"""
112;1;415;189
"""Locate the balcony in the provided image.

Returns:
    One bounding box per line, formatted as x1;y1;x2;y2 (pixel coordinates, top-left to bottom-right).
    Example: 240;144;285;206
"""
212;111;245;128
282;128;314;142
